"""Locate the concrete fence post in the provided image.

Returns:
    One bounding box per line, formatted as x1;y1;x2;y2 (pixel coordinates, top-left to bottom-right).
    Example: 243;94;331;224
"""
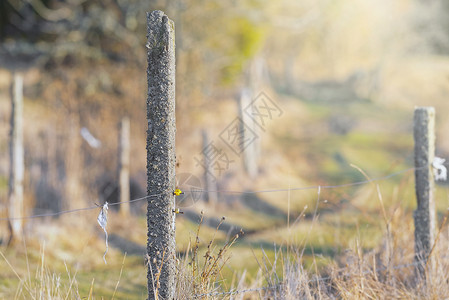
8;73;24;245
118;117;130;217
146;10;176;300
413;106;436;276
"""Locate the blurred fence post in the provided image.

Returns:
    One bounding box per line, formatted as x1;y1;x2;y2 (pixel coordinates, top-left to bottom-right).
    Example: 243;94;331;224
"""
146;10;176;300
118;117;130;217
8;73;24;245
413;106;436;276
202;130;218;204
65;114;82;211
239;88;258;178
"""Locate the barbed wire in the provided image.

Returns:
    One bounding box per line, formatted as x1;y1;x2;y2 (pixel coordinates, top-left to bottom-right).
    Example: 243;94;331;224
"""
198;166;424;195
0;164;437;221
0;163;444;297
0;193;165;221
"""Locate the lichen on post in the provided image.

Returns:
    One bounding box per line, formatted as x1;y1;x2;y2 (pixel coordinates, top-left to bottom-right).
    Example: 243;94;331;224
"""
146;10;176;300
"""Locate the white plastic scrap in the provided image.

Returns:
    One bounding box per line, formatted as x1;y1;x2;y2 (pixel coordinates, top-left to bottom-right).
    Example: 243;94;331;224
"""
97;202;109;264
80;127;102;149
433;157;447;181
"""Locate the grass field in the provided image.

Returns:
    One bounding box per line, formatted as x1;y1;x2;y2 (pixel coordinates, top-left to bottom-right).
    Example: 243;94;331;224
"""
2;90;449;299
2;1;449;295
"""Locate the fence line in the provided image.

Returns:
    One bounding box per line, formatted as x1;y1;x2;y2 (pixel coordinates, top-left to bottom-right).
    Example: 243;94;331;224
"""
1;158;439;297
0;193;163;221
203;166;424;194
0;164;436;221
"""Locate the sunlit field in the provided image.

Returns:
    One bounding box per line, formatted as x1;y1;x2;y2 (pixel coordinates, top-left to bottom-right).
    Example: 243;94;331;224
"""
2;0;449;298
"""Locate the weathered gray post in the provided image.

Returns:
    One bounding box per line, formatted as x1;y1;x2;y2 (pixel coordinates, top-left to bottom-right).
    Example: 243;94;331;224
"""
202;130;218;204
248;57;264;164
8;73;24;244
65;113;82;211
119;117;130;217
413;106;436;276
146;10;176;300
239;88;258;178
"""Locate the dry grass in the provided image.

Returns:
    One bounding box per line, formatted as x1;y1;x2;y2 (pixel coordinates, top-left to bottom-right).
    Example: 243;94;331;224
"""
174;210;243;299
167;183;449;299
0;212;148;299
212;208;449;300
0;242;82;300
2;204;449;299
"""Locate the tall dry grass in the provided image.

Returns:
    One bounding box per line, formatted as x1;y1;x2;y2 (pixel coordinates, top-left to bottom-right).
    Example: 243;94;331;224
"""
174;211;243;299
0;243;83;300
170;187;449;299
2;200;449;299
214;208;449;300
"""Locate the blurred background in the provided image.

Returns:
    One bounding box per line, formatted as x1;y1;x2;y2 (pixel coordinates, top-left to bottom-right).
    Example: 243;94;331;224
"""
1;0;449;297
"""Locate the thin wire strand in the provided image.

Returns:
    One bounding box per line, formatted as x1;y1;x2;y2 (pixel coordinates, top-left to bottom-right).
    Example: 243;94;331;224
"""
0;164;441;296
0;193;164;221
0;165;430;221
197;166;422;194
190;164;442;298
0;205;99;221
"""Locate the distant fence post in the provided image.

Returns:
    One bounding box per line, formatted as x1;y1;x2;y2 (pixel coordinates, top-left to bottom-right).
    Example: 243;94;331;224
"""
65;113;82;211
146;10;176;300
202;130;218;204
8;73;24;245
239;88;258;178
118;117;130;217
413;106;436;276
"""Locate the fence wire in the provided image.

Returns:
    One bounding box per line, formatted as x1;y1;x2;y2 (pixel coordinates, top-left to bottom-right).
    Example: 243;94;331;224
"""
201;166;423;194
0;163;445;297
0;165;435;221
0;193;164;221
